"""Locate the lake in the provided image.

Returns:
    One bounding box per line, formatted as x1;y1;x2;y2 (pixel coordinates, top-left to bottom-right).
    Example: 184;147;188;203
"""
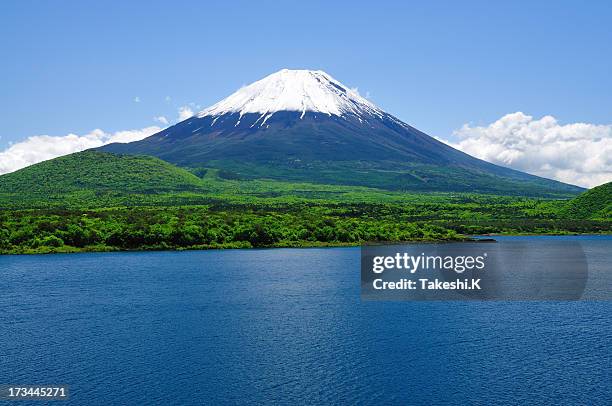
1;236;610;405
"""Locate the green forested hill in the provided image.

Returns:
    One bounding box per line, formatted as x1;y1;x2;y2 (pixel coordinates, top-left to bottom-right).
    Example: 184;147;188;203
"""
562;182;612;219
0;151;212;208
0;151;204;193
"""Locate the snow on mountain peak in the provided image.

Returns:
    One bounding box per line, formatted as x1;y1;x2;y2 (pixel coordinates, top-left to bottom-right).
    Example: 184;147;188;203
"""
197;69;383;123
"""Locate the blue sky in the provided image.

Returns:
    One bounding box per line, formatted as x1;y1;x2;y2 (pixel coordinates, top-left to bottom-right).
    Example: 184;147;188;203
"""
1;1;611;186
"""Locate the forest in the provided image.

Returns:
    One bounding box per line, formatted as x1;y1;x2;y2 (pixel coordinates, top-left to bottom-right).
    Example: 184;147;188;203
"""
1;200;609;254
0;152;609;254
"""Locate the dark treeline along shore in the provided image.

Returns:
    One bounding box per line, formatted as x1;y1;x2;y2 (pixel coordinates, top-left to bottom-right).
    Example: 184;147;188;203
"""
0;152;609;254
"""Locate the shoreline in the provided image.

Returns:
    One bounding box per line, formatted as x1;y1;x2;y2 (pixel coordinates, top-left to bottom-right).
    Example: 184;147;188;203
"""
2;232;610;256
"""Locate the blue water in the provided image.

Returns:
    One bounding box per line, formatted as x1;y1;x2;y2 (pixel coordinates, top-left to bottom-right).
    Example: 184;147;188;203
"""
0;236;610;405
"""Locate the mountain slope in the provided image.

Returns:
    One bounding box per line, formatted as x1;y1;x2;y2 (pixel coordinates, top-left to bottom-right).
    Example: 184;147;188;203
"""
0;151;208;208
100;69;582;197
562;182;612;219
0;151;204;194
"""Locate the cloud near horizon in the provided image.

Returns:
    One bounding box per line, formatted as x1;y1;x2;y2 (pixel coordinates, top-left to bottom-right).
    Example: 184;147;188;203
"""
153;115;169;125
0;126;161;175
178;106;194;120
440;112;612;188
0;103;198;175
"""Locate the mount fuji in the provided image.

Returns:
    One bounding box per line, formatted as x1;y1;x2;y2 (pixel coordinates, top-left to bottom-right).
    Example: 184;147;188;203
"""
101;69;581;196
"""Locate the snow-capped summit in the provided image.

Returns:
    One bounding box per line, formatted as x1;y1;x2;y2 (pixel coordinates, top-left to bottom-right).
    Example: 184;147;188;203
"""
197;69;383;124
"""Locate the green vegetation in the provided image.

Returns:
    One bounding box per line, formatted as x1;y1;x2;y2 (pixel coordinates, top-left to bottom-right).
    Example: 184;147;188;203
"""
180;158;582;198
0;151;609;254
1;200;608;254
0;206;464;254
0;151;206;209
562;181;611;219
0;151;585;210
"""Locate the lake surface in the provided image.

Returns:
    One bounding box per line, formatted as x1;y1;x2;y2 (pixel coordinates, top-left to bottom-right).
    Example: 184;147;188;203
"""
1;236;610;405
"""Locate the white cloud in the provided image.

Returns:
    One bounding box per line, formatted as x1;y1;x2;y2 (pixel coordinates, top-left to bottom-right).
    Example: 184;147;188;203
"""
133;96;141;103
349;87;371;100
442;112;612;188
0;126;161;175
178;106;194;121
154;115;169;125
